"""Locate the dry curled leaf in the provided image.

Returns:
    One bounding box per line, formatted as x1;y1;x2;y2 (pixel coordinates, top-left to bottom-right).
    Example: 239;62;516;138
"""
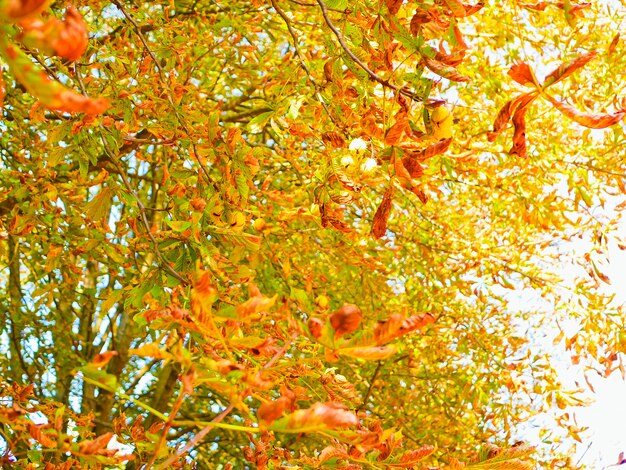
372;186;394;239
509;106;528;158
488;92;538;142
322;131;346;149
544;94;626;129
423;57;470;82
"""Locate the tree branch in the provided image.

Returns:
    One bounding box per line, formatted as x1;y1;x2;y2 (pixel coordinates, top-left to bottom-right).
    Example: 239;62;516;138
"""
316;0;421;102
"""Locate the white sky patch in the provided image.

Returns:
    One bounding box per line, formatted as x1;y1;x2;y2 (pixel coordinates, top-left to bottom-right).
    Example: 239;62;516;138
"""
556;220;626;468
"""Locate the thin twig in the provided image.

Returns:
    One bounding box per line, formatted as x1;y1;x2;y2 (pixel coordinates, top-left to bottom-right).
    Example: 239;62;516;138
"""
154;402;235;470
271;0;340;126
146;387;188;469
263;331;298;370
357;361;382;412
110;0;218;191
316;0;420;102
99;131;189;285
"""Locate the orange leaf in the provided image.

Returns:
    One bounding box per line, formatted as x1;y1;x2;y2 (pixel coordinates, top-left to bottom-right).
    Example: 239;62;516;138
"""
399;445;436;463
392;153;412;180
28;422;56;448
308;317;324;340
410;10;431;36
374;312;435;345
385;113;409;146
544;94;626;129
387;0;404;15
508;62;539;87
488;92;538;142
279;402;357;432
77;432;115;456
319;446;350;463
2;0;50;19
330;304;362;339
371;186;394;239
373;314;404;345
543;51;597;88
258;397;290;425
19;6;89;61
442;0;466;16
399;312;436;335
517;1;548;11
191;270;218;324
339;344;397;360
423;57;470;82
322;131;346;149
411;137;452;162
0;72;5;112
402;156;424;178
236;289;277;321
91;351;118;369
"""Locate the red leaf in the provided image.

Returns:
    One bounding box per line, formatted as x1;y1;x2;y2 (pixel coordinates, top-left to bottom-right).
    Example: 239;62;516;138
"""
544;94;626;129
371;186;394;239
285;402;357;431
543;51;597;88
330;304;362;339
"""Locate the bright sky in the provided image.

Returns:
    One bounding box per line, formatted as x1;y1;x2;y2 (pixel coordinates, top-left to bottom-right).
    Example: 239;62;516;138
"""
560;236;626;468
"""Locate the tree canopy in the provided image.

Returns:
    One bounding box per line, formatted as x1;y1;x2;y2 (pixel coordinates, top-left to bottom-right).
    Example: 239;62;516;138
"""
1;0;625;468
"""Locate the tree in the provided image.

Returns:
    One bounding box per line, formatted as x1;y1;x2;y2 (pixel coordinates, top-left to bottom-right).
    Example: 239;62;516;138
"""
1;0;624;468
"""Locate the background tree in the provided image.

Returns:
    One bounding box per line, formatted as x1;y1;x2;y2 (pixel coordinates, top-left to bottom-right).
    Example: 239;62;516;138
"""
1;0;625;468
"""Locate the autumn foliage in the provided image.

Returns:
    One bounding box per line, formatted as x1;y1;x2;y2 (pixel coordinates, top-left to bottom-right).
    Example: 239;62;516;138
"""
1;0;626;468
